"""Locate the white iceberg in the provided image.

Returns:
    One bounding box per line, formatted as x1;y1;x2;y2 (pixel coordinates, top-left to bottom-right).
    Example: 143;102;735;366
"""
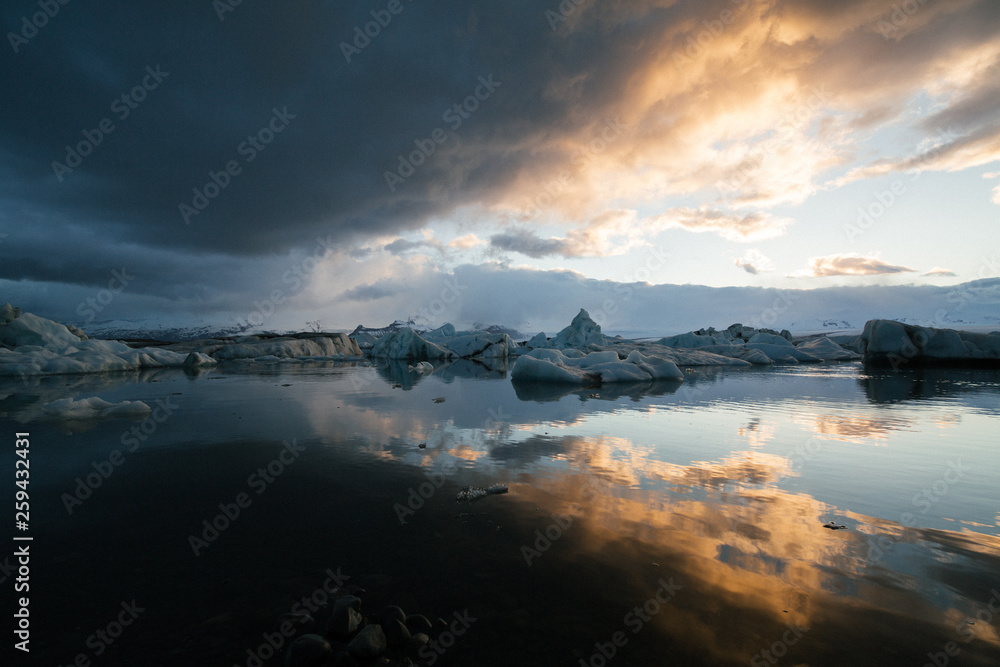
407;361;434;374
547;309;607;349
440;332;518;359
651;346;754;367
0;306;361;377
423;323;457;340
200;334;361;360
526;332;548;348
691;345;774;365
0;317;191;376
745;342;821;363
794;336;861;361
658;332;737;349
183;352;219;367
511;348;683;385
370;328;456;360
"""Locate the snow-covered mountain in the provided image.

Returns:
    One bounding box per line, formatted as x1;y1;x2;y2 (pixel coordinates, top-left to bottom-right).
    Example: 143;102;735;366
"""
69;277;1000;341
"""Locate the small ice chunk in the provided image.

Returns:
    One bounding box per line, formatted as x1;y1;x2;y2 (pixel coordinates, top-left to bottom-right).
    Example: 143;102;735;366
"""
42;397;152;420
457;484;509;502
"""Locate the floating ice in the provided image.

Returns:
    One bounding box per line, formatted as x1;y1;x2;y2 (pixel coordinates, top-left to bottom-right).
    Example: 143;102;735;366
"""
547;308;607;349
42;397;152;420
407;361;434;374
370;328;456;360
0;305;359;376
511;348;683;385
795;336;861;361
857;320;1000;367
457;484;509;502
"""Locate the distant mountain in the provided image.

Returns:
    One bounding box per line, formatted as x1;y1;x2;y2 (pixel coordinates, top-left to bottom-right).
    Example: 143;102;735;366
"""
68;276;1000;342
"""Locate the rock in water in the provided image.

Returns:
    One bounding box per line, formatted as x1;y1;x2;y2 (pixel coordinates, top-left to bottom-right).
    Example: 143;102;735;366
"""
347;624;387;659
284;634;332;667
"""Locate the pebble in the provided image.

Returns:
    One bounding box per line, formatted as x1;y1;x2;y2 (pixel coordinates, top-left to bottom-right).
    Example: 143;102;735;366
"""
406;632;430;655
405;614;433;634
383;617;411;649
347;624;387;660
284;633;332;667
379;605;406;627
327;606;362;639
332;595;362;614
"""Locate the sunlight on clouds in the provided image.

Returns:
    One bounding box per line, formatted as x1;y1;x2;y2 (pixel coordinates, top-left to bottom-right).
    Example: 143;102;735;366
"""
734;249;773;275
650;207;792;242
448;233;484;250
790;253;916;278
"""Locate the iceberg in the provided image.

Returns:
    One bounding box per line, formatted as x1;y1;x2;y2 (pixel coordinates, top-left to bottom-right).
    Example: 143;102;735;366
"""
745;342;821;364
199;334;361;360
511;348;683;385
370;328;456;360
547;309;607;349
0;310;191;376
407;361;434;374
42;396;152;420
794;336;861;361
371;323;519;361
657;322;860;364
0;305;361;377
658;332;736;349
857;320;1000;368
438;332;518;359
526;332;548;348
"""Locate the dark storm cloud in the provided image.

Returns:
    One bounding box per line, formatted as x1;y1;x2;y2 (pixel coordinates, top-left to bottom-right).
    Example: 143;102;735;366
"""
3;0;1000;325
489;229;575;259
339;280;402;302
0;0;600;283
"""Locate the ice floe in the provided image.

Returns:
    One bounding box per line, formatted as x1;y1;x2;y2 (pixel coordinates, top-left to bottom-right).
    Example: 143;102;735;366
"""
0;304;360;377
511;348;683;385
857;319;1000;367
42;396;152;420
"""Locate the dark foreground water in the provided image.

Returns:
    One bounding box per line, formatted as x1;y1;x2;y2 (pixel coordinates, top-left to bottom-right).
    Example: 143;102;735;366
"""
2;360;999;666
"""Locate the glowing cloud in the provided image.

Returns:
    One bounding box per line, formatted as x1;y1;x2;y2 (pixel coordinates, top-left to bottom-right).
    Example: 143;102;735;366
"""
791;254;916;278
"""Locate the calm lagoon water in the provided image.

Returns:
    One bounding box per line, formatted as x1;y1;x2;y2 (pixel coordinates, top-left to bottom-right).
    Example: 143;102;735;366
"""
3;360;999;666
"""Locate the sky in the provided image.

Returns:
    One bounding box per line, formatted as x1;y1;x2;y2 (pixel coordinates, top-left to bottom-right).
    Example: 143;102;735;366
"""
1;0;999;335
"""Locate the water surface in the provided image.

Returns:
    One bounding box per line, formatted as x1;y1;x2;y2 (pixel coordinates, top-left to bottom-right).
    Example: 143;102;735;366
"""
3;361;999;665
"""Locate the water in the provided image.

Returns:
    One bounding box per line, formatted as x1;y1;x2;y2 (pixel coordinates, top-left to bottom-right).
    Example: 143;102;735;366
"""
3;360;999;666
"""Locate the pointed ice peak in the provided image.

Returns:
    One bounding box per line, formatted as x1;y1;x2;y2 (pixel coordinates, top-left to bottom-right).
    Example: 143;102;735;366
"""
549;308;606;349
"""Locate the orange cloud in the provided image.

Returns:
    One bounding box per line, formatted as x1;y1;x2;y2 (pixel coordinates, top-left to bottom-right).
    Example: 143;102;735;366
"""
791;253;916;278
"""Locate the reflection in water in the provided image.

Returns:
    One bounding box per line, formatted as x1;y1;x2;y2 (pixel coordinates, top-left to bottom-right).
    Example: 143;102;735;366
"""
810;413;912;441
859;367;1000;409
3;361;1000;665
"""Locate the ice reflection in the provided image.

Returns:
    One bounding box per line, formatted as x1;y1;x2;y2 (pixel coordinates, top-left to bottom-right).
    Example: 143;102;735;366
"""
858;367;1000;410
810;413;913;441
5;359;1000;665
